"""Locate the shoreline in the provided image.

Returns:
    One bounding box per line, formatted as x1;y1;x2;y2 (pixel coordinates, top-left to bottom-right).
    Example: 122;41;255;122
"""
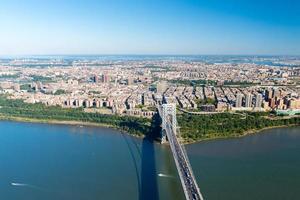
0;114;299;145
0;114;145;138
183;124;300;145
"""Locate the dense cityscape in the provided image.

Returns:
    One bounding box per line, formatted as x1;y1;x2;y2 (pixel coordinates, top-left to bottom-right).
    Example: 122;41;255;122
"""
1;56;299;118
1;0;300;199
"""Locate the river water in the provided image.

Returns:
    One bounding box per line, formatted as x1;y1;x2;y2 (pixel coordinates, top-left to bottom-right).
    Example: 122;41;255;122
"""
0;121;299;200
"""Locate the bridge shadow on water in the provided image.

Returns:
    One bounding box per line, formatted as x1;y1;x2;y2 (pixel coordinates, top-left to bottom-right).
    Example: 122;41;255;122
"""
139;113;161;200
139;136;159;200
122;113;161;200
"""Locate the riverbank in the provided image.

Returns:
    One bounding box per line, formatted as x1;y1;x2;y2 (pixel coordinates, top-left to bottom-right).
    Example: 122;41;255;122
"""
182;124;300;144
178;112;300;144
0;114;113;127
0;95;152;137
1;113;299;145
2;95;300;144
0;114;145;138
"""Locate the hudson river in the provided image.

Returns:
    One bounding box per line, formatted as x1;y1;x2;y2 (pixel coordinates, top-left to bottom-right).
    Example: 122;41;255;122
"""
0;121;299;200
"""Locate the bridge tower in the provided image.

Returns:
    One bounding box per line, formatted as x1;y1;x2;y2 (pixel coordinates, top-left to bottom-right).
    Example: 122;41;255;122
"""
161;103;177;143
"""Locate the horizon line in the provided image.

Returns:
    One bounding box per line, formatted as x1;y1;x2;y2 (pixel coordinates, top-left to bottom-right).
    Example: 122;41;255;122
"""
1;53;300;57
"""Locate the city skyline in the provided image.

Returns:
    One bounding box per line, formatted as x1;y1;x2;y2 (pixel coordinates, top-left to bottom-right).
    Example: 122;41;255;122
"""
0;0;299;55
1;1;300;199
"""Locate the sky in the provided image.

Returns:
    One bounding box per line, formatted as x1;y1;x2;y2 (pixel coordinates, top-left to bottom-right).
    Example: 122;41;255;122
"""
0;0;299;55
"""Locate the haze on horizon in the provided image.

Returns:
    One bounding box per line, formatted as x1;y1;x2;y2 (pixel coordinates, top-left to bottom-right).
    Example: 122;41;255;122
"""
0;0;299;56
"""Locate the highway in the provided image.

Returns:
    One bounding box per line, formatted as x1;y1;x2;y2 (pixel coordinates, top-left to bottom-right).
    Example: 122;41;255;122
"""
165;123;204;200
158;105;204;200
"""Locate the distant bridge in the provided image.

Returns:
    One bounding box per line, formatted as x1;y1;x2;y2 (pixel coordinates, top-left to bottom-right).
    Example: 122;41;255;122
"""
157;104;204;200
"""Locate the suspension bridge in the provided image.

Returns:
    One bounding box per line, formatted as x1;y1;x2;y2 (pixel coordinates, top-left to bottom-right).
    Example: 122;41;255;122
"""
157;103;204;200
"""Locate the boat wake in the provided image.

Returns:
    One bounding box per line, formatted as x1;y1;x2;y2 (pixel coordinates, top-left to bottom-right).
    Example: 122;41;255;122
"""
11;182;28;187
157;173;173;178
11;182;44;191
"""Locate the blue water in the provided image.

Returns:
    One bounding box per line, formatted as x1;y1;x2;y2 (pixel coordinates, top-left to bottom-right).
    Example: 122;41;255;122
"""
188;127;300;200
1;55;299;66
0;121;184;200
0;121;299;200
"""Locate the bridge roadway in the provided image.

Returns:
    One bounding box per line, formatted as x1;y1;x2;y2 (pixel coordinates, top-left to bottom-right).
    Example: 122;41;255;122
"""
157;106;204;200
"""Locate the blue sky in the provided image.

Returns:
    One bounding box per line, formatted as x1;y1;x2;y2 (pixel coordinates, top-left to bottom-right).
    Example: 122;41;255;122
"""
0;0;299;55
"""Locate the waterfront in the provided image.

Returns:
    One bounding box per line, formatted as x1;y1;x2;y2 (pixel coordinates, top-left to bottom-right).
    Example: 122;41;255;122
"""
0;121;184;200
0;121;299;200
188;126;300;200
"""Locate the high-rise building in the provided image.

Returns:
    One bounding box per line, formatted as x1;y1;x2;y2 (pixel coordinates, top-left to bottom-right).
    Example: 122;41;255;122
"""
37;81;42;90
277;99;285;109
32;82;42;91
127;77;134;85
288;98;300;109
265;88;273;101
92;75;98;83
102;74;110;83
157;81;167;94
255;93;263;108
269;98;276;109
245;93;253;107
263;101;270;110
13;84;20;91
235;93;243;108
273;88;280;99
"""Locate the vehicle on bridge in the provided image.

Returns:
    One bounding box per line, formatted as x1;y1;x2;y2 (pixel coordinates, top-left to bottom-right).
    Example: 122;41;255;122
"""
157;104;204;200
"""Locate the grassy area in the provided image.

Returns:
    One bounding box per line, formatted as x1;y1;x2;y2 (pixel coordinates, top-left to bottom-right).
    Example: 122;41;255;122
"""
223;80;259;86
53;89;66;95
169;79;217;86
0;95;152;137
0;73;20;79
1;94;299;143
30;75;53;82
178;112;300;143
20;84;35;92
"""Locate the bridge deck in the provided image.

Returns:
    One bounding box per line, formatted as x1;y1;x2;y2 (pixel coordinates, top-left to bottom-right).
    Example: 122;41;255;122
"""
158;106;204;200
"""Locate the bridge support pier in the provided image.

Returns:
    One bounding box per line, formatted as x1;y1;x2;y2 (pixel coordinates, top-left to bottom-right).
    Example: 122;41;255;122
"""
161;103;177;143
